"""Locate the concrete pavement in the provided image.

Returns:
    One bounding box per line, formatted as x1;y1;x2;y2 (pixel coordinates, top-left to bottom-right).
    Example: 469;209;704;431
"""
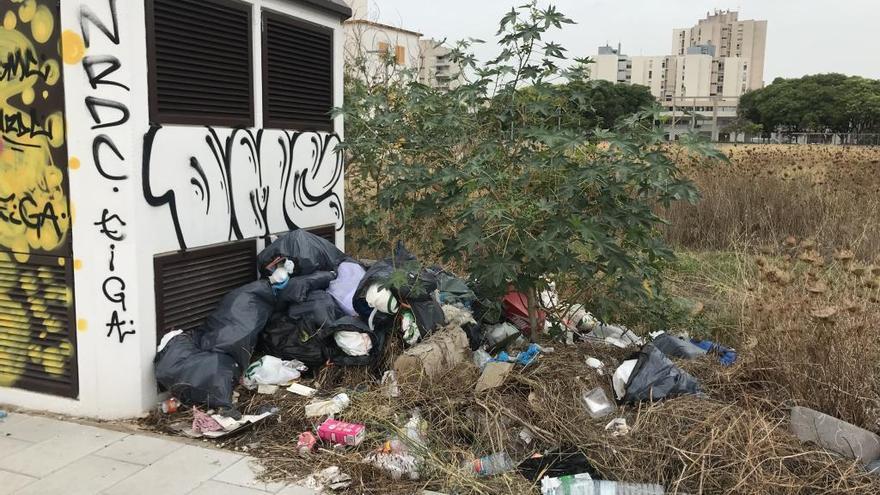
0;411;316;495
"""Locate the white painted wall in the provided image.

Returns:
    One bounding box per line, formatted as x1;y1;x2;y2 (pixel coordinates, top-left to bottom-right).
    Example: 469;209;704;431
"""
0;0;347;419
630;56;667;98
344;20;421;83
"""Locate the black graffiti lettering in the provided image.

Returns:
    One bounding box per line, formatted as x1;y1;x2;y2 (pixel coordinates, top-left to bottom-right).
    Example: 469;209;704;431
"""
102;276;127;311
0;193;19;225
1;193;63;238
82;55;129;91
85;97;129;130
94;208;126;241
105;310;135;343
80;0;119;48
0;108;55;141
93;134;127;180
0;48;48;82
109;244;116;272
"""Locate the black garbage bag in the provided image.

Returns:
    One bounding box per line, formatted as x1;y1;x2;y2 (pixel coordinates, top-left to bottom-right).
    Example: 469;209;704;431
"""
432;268;477;308
328;316;388;367
155;332;239;409
258;229;347;277
517;449;598;482
275;270;336;310
354;242;446;335
259;291;343;368
197;280;276;370
622;343;702;403
653;333;708;360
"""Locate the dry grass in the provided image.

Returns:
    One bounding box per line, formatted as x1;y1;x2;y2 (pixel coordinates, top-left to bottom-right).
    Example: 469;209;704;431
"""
663;145;880;260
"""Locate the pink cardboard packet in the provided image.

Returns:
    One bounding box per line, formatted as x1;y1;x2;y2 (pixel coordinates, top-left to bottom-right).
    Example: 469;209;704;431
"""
317;418;365;446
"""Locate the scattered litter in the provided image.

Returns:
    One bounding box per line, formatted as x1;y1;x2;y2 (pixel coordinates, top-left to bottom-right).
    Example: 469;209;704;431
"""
519;428;534;445
157;329;183;353
305;393;351;418
495;343;542;366
691;339;738;366
585;356;604;375
176;410;274;439
395;326;469;381
297;431;318;455
484;322;527;352
192;408;224;434
334;330;373;356
541;474;666;495
790;406;880;464
365;283;400;314
475;361;514;393
605;418;630;437
243;356;307;390
582;387;616;419
612;359;638;400
473;348;492;371
401;310;421;346
256;384;278;395
287;383;318;397
503;291;546;336
381;370;400;398
158;397;181;414
302;466;352;492
586;323;645;349
519;450;597;482
318;418;366;446
466;452;515;477
652;333;708;360
366;451;421;480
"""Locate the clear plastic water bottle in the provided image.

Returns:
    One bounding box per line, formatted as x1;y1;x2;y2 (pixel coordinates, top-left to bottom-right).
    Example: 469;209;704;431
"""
469;452;515;477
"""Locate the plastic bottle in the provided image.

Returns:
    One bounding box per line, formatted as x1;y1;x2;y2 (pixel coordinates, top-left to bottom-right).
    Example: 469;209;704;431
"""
304;393;351;417
468;452;515;477
159;397;180;414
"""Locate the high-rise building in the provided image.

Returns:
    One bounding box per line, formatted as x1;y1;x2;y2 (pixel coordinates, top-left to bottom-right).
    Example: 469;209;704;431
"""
589;10;768;140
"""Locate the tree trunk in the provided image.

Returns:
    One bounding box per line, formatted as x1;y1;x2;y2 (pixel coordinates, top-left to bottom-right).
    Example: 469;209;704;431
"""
526;286;538;343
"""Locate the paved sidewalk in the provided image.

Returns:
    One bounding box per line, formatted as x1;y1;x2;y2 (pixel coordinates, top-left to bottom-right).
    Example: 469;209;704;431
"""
0;411;315;495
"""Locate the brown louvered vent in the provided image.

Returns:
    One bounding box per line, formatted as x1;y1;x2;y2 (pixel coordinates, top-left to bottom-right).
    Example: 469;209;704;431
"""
263;10;334;131
147;0;254;126
0;254;77;398
154;240;257;344
307;225;337;244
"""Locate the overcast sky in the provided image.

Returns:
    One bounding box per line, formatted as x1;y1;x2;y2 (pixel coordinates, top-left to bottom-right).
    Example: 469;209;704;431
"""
368;0;879;82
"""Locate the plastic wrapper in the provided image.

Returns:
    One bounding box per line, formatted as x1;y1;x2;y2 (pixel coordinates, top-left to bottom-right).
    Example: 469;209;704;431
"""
242;355;307;389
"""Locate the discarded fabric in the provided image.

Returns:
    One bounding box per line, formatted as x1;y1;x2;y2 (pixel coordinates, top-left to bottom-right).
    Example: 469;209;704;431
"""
691;339;738;366
328;261;366;316
652;333;708;360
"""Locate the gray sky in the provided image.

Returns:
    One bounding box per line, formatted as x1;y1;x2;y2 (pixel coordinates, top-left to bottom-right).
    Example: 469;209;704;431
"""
369;0;880;82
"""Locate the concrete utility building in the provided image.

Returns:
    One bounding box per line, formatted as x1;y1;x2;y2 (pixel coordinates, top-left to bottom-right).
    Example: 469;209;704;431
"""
0;0;351;419
590;10;768;140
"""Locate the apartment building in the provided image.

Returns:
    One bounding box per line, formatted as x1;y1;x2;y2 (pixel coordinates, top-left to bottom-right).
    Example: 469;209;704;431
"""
590;10;767;140
344;0;463;89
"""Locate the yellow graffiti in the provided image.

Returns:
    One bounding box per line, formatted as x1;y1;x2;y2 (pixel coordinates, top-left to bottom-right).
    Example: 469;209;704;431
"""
0;1;73;389
61;29;84;65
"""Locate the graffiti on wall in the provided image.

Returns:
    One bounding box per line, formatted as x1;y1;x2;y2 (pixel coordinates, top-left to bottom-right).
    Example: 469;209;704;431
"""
143;127;345;251
0;0;74;389
77;0;135;344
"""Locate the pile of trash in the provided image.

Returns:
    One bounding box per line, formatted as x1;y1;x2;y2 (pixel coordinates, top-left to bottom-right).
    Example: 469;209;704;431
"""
148;230;880;494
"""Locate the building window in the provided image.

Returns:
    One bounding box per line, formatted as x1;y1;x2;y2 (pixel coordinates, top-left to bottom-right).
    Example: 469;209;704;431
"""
263;10;334;132
395;45;405;64
146;0;254;126
378;42;389;55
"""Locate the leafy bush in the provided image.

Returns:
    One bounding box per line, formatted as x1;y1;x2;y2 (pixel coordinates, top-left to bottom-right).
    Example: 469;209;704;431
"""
339;2;723;328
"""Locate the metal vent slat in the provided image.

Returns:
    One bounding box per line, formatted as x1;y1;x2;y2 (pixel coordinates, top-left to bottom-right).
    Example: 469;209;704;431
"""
149;0;253;125
154;240;258;343
263;11;334;130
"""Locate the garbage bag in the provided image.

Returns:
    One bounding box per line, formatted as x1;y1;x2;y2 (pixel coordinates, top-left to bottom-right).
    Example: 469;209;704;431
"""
335;331;373;357
518;449;598;482
242;355;307;389
353;242;416;319
259;291;343;368
653;333;708;360
329;316;388;367
622;344;702;403
328;261;366;316
276;271;336;309
197;280;276;370
433;269;476;307
258;229;347;277
154;332;239;409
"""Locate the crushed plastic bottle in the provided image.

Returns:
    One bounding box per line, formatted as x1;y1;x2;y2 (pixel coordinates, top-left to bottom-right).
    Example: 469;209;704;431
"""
467;452;516;477
541;473;666;495
159;397;180;414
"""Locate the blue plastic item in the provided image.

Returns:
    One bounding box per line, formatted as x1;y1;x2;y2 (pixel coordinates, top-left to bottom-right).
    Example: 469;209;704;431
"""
691;339;737;366
515;344;541;366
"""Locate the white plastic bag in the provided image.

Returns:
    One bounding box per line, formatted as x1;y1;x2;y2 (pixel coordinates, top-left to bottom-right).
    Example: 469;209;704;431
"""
612;359;638;400
366;283;400;314
243;356;307;390
335;331;373;356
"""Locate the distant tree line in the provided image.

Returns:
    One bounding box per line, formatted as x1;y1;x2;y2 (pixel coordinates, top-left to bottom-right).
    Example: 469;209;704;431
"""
738;74;880;136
